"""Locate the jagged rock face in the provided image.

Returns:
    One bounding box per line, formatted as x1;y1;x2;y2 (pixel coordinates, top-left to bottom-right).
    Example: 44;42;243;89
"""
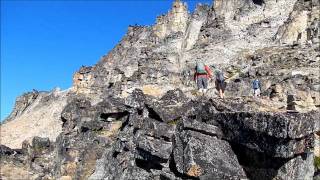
1;89;69;148
72;66;94;95
225;45;320;111
69;0;319;113
316;133;320;157
1;0;319;179
0;137;55;179
153;0;189;39
2;90;318;179
276;0;320;44
3;90;40;123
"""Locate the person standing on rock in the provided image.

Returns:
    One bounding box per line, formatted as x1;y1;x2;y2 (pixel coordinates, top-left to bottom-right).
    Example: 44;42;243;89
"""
194;62;212;94
252;79;261;97
214;68;227;99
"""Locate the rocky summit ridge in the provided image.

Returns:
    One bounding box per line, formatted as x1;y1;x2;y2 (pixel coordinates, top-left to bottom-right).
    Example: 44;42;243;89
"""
1;0;320;179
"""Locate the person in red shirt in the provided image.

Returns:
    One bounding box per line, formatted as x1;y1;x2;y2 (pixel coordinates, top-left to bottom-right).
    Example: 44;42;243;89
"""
194;62;212;93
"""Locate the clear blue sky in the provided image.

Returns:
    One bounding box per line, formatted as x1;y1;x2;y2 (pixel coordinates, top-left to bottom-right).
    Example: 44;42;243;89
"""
1;0;212;121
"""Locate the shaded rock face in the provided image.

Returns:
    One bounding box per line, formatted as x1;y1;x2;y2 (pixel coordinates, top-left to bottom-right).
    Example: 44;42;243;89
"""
0;137;55;179
1;90;319;179
74;91;320;180
173;130;246;179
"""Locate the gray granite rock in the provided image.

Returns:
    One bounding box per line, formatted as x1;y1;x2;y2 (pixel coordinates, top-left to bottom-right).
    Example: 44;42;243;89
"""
1;0;319;179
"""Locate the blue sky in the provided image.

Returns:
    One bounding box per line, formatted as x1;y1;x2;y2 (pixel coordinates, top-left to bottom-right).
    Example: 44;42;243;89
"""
0;0;212;121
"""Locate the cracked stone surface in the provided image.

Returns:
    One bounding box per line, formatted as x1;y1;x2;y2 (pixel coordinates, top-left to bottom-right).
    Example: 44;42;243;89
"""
1;0;319;179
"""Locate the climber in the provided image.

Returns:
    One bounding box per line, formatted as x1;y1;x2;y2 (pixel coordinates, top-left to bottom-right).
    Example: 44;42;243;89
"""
252;79;261;97
214;68;227;99
194;62;212;93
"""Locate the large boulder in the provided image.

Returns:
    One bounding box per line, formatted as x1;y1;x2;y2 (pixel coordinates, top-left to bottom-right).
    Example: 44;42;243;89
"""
173;130;247;179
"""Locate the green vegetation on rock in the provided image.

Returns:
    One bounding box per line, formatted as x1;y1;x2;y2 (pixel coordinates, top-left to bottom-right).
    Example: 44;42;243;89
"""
315;156;320;171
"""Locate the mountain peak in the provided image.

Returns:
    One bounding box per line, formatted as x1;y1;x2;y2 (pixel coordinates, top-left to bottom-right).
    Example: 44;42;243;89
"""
153;0;189;39
1;0;319;179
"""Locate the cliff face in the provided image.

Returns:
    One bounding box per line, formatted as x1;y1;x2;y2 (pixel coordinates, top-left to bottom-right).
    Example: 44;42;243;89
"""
71;0;319;105
153;0;189;39
1;0;319;179
1;89;69;148
1;91;319;179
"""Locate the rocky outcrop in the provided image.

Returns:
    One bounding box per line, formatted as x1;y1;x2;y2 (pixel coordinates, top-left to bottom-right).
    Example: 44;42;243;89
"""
316;133;320;157
3;90;41;123
225;45;320;111
276;0;320;44
153;0;189;39
1;0;319;179
1;88;69;148
0;137;54;179
72;66;94;95
68;0;319;113
2;90;319;179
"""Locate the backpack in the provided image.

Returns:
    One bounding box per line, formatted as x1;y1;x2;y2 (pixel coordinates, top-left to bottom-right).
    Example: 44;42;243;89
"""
216;70;224;82
196;62;207;74
253;80;260;89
